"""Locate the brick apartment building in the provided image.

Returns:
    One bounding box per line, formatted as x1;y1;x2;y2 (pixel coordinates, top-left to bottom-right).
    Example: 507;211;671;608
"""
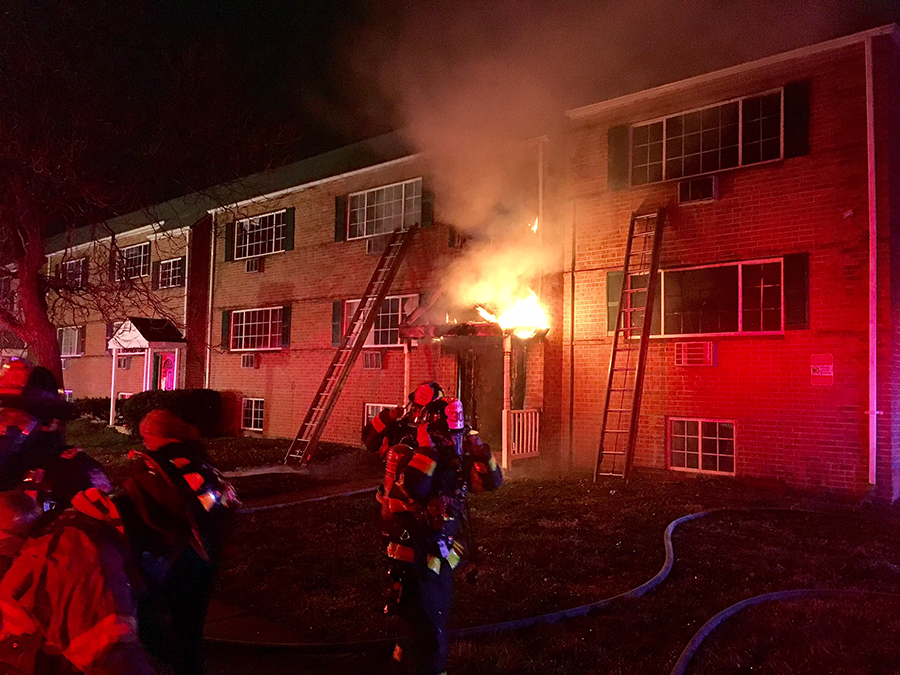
38;24;900;498
554;25;900;499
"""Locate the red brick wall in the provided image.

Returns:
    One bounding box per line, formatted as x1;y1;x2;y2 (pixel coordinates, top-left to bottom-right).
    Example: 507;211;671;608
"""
548;39;899;495
209;158;471;444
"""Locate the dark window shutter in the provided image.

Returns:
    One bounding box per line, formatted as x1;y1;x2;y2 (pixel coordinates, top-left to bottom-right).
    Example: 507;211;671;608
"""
106;322;114;354
332;300;343;346
783;252;809;329
177;256;186;287
607;125;630;191
221;310;231;350
151;261;160;290
281;304;292;348
606;271;624;331
77;326;86;355
783;81;810;159
224;222;235;262
109;244;117;281
283;208;295;251
421;188;434;227
335;195;347;242
79;258;88;288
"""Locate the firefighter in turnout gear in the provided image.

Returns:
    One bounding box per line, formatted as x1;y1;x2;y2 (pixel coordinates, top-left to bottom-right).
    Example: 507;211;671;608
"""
381;394;502;675
0;360;159;674
363;381;443;459
117;409;239;675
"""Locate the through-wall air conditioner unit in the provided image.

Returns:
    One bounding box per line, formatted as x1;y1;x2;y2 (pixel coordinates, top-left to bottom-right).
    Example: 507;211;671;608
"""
241;353;259;369
674;342;717;367
362;351;384;370
246;257;263;273
678;175;719;204
366;235;391;256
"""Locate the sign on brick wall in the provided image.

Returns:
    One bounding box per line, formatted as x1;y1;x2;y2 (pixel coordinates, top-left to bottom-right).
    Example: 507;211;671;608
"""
810;354;834;386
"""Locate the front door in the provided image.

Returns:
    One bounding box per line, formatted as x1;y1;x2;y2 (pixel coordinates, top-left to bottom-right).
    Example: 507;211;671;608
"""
154;352;176;391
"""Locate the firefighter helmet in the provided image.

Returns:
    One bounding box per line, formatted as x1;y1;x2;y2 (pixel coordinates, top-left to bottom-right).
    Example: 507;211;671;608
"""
419;396;466;431
0;361;77;492
0;360;76;423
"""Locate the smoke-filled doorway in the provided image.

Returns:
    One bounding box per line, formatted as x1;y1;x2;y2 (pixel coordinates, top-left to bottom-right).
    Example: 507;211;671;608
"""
453;337;526;451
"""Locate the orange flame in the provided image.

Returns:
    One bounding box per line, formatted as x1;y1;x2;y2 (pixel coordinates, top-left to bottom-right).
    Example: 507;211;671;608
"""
476;291;548;339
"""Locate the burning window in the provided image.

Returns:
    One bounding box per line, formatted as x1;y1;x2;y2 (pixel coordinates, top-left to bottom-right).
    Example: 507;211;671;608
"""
668;418;734;474
230;307;284;351
234;210;287;260
631;90;782;186
344;294;418;347
347;178;422;240
609;257;788;337
241;398;264;431
116;242;151;281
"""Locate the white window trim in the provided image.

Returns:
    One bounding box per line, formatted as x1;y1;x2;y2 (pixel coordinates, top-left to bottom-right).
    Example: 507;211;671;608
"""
241;398;265;431
158;257;185;289
57;326;85;358
234;209;287;261
627;257;785;339
344;294;418;348
230;306;284;352
667;417;736;475
116;242;151;281
347;177;423;241
630;87;784;185
62;258;87;289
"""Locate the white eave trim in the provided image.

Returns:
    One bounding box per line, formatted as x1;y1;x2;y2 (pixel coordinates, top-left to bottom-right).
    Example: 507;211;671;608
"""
567;24;899;120
208;154;420;215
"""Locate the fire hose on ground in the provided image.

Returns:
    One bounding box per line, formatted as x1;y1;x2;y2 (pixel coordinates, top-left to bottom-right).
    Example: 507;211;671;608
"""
216;495;898;669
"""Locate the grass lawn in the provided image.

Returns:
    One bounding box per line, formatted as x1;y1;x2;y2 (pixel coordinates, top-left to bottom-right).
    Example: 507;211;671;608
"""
69;421;900;674
214;474;900;674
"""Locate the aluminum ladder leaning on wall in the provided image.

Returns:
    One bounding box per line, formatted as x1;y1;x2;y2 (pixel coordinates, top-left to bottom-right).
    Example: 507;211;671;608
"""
594;208;665;481
284;223;419;466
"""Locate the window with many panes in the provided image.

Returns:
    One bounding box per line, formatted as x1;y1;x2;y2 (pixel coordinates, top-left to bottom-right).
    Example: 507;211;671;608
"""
344;294;418;347
235;210;286;260
62;258;87;290
230;307;283;351
159;258;184;289
347;179;422;240
631;90;782;186
242;398;264;431
57;326;85;357
669;418;735;474
116;243;151;280
613;258;785;337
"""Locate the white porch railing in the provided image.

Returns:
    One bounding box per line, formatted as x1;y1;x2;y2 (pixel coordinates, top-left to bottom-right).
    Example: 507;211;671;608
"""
501;408;541;469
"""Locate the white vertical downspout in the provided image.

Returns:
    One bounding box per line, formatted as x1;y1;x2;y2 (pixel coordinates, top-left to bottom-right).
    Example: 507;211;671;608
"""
108;347;117;426
182;228;190;390
865;36;880;485
205;218;216;389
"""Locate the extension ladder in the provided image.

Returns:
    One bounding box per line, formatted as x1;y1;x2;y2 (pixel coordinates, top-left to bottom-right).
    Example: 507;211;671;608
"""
284;224;419;465
594;209;665;481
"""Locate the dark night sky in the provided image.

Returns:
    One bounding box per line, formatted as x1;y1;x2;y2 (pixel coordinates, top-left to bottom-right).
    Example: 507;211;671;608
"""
144;0;900;158
10;0;900;225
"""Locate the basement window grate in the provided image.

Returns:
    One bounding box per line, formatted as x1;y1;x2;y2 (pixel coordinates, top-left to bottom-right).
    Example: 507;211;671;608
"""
245;257;263;273
241;353;259;369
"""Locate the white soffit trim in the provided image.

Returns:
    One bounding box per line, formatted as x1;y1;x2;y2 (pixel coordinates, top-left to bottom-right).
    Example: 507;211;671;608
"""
567;24;898;120
208;154;421;215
